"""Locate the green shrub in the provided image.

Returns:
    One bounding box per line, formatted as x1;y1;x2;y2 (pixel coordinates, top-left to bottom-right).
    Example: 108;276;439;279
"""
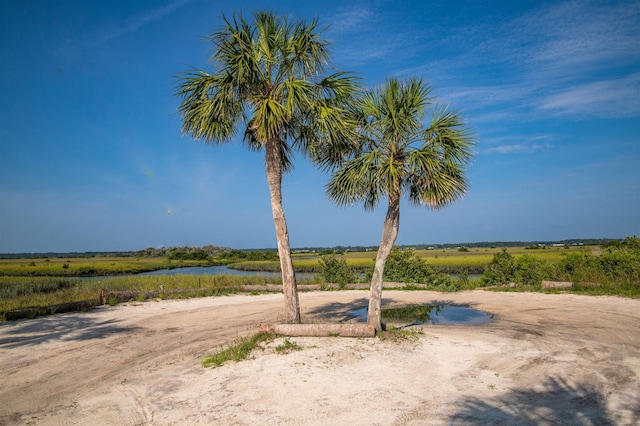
168;248;211;261
482;249;517;285
319;255;355;288
516;254;553;286
382;248;453;288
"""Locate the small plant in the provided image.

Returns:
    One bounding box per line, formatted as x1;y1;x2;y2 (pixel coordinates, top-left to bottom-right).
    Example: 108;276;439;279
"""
377;325;423;342
107;295;118;306
202;333;275;368
275;338;302;354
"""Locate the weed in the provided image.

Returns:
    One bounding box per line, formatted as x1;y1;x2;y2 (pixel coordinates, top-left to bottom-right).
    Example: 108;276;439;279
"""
275;338;302;354
377;325;423;342
107;295;118;306
202;333;275;368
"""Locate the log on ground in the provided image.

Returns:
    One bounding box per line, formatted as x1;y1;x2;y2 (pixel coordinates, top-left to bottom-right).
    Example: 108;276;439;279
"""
258;323;376;337
541;281;573;289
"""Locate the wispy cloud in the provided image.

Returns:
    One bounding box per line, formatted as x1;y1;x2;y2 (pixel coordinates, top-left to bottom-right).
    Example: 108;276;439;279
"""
89;0;196;46
327;7;374;34
394;1;640;122
539;73;640;118
324;5;409;65
484;143;553;155
481;135;555;155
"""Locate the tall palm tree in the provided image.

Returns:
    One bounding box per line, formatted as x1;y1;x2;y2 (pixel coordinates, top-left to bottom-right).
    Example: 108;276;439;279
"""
324;77;475;331
175;11;357;323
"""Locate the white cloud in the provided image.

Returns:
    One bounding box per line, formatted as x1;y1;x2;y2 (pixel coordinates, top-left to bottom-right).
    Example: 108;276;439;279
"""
483;143;553;155
326;7;374;34
481;134;555;155
396;1;640;122
539;73;640;118
89;0;197;46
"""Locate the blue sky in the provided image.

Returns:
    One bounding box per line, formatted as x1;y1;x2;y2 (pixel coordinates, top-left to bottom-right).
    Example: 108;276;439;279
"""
1;0;638;253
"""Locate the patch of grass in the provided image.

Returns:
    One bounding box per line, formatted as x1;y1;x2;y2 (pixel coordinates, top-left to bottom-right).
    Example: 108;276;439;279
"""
377;325;424;342
202;333;276;368
275;337;302;354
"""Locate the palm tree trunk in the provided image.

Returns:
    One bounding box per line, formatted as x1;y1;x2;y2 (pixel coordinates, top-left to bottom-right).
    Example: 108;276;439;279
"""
265;136;301;324
368;189;401;331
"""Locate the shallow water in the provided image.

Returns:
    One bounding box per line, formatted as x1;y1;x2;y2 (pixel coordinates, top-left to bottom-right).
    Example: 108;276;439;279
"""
349;304;494;326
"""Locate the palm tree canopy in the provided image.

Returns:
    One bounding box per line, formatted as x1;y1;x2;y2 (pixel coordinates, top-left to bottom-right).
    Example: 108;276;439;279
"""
326;77;475;210
175;10;358;171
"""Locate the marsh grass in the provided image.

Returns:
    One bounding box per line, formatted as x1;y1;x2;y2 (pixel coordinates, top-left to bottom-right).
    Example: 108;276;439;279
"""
0;274;286;315
202;333;276;368
0;256;212;277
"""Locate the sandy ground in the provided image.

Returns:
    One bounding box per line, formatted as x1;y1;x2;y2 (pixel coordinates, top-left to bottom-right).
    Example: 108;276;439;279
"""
1;290;639;425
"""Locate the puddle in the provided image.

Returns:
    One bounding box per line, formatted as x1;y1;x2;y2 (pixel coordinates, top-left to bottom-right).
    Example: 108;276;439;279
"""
348;304;494;326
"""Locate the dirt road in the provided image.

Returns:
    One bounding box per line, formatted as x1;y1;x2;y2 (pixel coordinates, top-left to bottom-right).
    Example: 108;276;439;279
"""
1;290;638;425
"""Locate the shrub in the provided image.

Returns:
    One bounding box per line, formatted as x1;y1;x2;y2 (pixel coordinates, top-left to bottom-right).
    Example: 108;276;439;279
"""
319;255;355;287
168;248;211;261
515;254;553;286
482;249;517;285
382;247;453;288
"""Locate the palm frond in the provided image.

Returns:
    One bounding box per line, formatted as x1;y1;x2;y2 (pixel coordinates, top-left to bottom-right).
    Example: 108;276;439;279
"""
324;76;474;212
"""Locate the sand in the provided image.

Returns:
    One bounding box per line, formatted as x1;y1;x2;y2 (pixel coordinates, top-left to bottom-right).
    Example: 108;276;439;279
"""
1;290;639;425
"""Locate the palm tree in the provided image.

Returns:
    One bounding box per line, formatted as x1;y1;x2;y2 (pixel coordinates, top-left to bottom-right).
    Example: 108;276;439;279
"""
175;11;357;323
324;77;475;331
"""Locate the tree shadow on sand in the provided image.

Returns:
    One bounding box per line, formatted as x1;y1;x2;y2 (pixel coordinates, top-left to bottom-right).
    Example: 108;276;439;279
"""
449;376;638;425
0;313;140;349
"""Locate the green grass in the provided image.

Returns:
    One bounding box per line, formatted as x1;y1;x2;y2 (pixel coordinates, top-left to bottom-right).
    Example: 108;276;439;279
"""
289;246;598;272
275;337;302;354
202;333;276;367
0;256;213;277
377;325;424;342
0;274;284;315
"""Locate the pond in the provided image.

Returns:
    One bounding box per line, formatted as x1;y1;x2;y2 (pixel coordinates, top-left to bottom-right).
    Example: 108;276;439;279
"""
348;304;494;326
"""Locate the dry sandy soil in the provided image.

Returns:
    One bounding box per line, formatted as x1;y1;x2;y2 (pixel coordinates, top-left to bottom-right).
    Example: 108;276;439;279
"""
1;290;639;425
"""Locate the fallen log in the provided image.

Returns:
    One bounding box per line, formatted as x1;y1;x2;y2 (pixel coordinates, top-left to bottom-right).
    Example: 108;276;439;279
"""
541;281;573;289
258;323;376;337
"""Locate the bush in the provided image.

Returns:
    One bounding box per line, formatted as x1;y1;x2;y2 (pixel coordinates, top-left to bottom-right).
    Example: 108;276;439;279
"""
168;248;211;261
482;249;517;285
319;255;355;287
515;254;553;286
382;248;453;288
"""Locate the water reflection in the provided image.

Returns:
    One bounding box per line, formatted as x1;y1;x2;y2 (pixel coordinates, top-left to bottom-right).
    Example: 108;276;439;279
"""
349;304;494;326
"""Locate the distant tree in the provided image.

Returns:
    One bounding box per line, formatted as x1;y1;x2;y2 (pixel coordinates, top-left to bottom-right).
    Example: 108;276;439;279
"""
176;11;357;323
322;77;475;331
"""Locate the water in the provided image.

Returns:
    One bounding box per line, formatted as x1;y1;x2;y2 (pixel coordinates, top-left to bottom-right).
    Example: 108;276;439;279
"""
348;304;494;326
135;265;315;280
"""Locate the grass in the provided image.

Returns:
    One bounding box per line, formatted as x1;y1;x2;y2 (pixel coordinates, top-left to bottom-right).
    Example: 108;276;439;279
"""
0;274;284;315
0;256;213;277
202;333;276;367
275;337;302;354
377;325;424;342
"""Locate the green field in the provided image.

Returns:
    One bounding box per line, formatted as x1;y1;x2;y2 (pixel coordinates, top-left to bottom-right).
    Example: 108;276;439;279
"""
279;245;597;273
